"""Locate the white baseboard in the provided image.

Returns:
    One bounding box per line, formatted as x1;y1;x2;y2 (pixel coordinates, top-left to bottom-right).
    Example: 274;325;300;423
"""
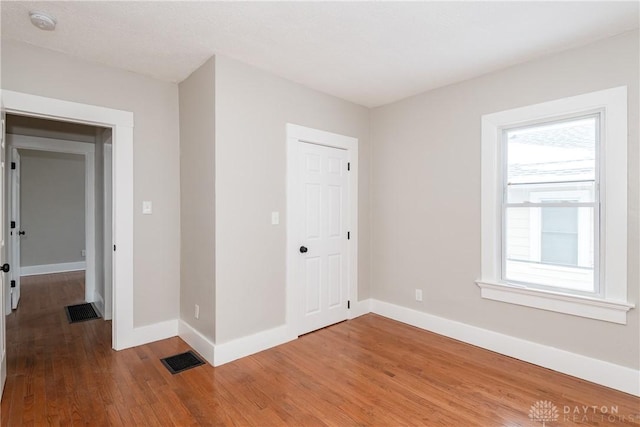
21;261;86;277
178;320;215;365
370;299;640;396
93;293;105;317
349;298;372;319
179;299;372;367
214;325;296;366
130;319;179;348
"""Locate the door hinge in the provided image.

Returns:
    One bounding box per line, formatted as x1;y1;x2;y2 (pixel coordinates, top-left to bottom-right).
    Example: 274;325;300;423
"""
11;162;15;170
113;244;116;251
347;231;350;240
347;162;351;171
10;280;15;288
347;300;351;309
10;221;15;229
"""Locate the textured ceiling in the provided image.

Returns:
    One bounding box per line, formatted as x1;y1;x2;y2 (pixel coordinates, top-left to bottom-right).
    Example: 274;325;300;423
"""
1;1;638;107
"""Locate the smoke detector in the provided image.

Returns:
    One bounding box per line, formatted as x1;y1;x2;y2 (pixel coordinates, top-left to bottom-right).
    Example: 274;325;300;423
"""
29;11;57;31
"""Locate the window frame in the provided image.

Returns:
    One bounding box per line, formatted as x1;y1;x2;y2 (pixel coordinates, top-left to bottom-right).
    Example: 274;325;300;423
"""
477;87;634;324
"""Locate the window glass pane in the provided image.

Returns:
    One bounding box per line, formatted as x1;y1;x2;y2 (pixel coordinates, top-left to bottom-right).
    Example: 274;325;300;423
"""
506;117;596;185
504;207;594;293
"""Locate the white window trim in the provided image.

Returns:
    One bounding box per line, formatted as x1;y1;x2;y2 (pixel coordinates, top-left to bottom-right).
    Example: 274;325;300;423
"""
478;86;634;324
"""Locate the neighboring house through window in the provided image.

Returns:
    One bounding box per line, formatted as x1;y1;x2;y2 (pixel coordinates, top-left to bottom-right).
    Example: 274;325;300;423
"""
540;204;579;266
503;115;597;295
477;87;634;324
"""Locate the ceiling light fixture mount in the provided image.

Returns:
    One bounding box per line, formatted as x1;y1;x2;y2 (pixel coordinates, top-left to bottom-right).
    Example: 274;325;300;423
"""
29;11;57;31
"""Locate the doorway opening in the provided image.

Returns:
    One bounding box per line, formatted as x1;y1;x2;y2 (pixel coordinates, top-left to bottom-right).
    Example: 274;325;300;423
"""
4;114;113;320
1;90;134;354
0;90;134;399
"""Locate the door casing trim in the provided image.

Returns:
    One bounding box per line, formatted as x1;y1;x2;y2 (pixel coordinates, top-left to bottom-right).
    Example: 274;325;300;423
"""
1;90;134;350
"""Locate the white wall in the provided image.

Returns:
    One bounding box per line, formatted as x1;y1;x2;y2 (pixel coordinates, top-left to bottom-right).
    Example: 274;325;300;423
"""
370;30;639;368
214;55;371;343
179;57;216;341
19;150;85;267
1;40;181;327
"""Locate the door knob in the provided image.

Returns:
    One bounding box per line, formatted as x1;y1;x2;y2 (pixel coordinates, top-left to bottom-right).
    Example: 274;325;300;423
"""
1;263;10;273
299;246;308;253
18;230;25;236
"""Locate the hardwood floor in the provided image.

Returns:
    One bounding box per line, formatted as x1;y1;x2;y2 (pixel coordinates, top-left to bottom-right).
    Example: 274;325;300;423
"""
1;272;639;426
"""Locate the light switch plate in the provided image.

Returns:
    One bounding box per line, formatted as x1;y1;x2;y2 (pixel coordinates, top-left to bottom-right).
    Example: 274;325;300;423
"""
142;201;153;214
271;211;279;225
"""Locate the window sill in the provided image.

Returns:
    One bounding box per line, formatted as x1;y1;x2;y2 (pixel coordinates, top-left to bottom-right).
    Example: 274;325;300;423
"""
476;280;634;324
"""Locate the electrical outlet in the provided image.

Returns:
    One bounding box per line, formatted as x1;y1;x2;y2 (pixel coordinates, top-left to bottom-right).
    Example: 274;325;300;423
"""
415;289;423;302
81;249;86;257
194;304;200;319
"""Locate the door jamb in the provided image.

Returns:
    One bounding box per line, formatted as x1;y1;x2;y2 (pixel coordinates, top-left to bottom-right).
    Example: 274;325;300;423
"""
103;143;113;320
1;90;134;350
285;123;359;337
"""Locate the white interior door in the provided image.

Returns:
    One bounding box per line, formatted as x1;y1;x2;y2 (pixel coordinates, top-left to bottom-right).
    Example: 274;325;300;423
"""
10;148;20;309
1;124;7;317
1;101;7;396
295;141;350;335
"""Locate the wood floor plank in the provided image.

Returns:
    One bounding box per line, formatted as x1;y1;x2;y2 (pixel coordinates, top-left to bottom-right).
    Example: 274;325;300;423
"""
1;272;639;426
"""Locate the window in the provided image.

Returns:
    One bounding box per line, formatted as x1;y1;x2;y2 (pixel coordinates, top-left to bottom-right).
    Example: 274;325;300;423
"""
478;87;633;324
503;115;597;295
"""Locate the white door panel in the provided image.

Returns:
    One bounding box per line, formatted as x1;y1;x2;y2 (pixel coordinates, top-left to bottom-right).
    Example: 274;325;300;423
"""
1;100;7;397
10;148;20;309
297;142;349;335
327;254;342;307
305;256;321;314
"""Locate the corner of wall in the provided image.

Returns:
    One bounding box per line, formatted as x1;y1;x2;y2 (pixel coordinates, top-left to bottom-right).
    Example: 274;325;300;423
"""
178;54;216;344
179;319;215;365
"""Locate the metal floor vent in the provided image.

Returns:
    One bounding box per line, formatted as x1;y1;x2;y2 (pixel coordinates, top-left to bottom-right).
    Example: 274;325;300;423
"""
161;351;205;374
65;303;100;323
